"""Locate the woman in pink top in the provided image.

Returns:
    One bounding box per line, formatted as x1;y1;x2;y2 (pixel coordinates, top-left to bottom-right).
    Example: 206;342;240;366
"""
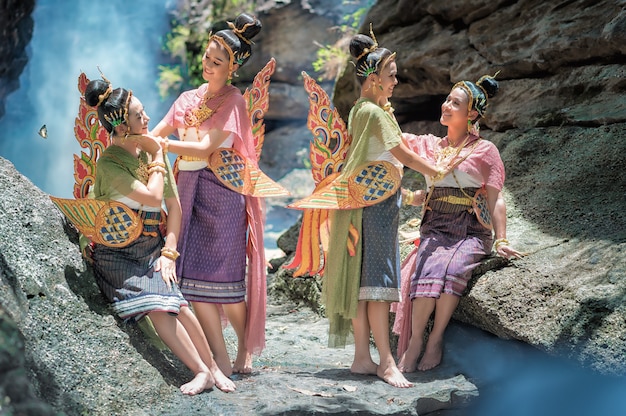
396;75;523;372
151;13;266;376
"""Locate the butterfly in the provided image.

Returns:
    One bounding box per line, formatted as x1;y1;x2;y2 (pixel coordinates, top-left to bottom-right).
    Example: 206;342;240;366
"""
38;124;48;139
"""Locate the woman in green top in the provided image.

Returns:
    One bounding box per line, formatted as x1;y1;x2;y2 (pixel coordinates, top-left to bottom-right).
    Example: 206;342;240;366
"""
84;78;235;395
323;31;442;388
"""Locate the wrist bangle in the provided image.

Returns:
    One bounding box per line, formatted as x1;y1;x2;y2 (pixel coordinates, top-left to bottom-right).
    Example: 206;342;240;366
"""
163;138;169;154
494;238;510;250
431;169;445;182
403;190;414;206
161;247;180;261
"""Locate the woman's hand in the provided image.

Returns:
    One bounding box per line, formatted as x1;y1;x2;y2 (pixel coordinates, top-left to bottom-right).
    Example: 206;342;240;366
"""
494;239;525;260
155;255;178;290
130;134;163;157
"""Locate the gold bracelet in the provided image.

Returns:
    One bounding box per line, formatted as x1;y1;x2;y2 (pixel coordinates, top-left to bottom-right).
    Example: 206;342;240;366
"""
494;238;510;250
403;190;414;206
431;169;446;183
148;166;167;175
148;161;166;169
163;138;169;154
160;247;180;261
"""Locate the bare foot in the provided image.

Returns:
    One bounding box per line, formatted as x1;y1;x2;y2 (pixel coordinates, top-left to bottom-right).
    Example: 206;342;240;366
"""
378;362;413;388
350;358;378;376
418;339;443;371
397;351;418;373
212;368;236;393
214;353;233;377
232;350;252;374
180;371;214;396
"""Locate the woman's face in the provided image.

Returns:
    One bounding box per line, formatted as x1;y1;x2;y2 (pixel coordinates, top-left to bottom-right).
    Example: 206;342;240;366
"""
126;96;150;135
440;87;470;128
202;40;231;85
377;60;398;99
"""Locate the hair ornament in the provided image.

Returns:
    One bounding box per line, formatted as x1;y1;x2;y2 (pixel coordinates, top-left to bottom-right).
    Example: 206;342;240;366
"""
356;23;379;60
103;90;132;129
227;20;254;45
104;109;125;128
95;66;113;106
356;60;378;78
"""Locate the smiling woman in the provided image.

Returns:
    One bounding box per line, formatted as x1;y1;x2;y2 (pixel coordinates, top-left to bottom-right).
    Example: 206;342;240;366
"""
0;0;173;198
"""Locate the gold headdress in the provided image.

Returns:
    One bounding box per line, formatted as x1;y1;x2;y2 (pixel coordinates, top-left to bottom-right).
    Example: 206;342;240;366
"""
354;23;396;78
96;67;132;129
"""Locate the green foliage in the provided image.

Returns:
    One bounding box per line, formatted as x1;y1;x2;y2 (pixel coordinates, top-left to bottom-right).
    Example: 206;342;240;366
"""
311;0;375;81
158;0;260;96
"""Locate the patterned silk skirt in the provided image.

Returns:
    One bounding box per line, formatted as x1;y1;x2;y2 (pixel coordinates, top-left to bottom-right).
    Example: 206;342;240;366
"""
92;231;189;322
176;168;247;304
409;208;492;299
359;190;402;302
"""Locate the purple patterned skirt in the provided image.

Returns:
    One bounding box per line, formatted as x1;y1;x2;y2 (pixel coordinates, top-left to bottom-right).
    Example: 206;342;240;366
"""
409;207;492;299
176;168;247;304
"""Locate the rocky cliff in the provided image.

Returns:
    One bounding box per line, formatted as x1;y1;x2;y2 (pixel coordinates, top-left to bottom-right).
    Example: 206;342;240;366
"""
0;0;34;119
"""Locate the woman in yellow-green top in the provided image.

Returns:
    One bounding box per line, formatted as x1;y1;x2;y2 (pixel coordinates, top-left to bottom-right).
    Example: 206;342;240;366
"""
84;77;235;395
323;29;443;388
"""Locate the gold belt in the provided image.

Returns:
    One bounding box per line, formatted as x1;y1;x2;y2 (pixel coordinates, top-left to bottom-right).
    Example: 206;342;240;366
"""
433;195;473;206
180;155;207;162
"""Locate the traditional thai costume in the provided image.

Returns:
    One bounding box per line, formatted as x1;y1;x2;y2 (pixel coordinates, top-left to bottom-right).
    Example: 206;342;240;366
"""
393;132;505;356
162;83;267;355
323;98;404;347
90;145;187;321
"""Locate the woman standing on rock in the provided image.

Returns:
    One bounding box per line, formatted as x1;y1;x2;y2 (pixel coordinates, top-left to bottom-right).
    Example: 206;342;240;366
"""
318;29;446;388
396;75;523;372
151;13;266;376
83;77;235;394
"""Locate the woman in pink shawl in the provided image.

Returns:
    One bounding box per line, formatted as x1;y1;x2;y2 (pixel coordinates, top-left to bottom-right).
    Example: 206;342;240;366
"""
396;75;523;372
151;13;265;376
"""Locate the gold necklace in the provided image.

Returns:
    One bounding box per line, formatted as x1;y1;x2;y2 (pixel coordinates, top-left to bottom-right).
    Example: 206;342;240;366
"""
182;86;233;139
435;135;469;167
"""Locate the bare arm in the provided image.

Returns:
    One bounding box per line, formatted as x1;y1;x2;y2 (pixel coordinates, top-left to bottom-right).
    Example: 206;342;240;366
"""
154;194;182;289
487;186;523;259
390;141;439;177
151;120;231;159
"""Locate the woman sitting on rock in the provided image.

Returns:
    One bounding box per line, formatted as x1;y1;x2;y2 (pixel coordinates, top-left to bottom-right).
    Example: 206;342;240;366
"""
396;74;523;372
83;77;235;395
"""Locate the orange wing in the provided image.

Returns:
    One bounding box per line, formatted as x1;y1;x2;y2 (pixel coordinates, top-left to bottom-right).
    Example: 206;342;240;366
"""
73;72;109;198
243;57;276;161
284;72;352;277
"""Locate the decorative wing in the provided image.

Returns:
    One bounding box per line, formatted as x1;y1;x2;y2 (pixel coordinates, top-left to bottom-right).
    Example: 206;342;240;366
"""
301;71;351;185
49;197;142;248
288;161;401;210
284;72;353;277
208;148;290;197
73;72;109;198
243;57;276;161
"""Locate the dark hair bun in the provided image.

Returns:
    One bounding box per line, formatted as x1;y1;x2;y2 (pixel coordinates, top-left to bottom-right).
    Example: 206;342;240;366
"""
478;76;499;99
349;34;375;60
84;79;110;107
235;13;261;42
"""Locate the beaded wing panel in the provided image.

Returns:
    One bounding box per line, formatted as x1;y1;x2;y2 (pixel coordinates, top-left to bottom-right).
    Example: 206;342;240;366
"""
50;197;142;248
243;57;276;162
72;72;109;199
209;148;289;197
